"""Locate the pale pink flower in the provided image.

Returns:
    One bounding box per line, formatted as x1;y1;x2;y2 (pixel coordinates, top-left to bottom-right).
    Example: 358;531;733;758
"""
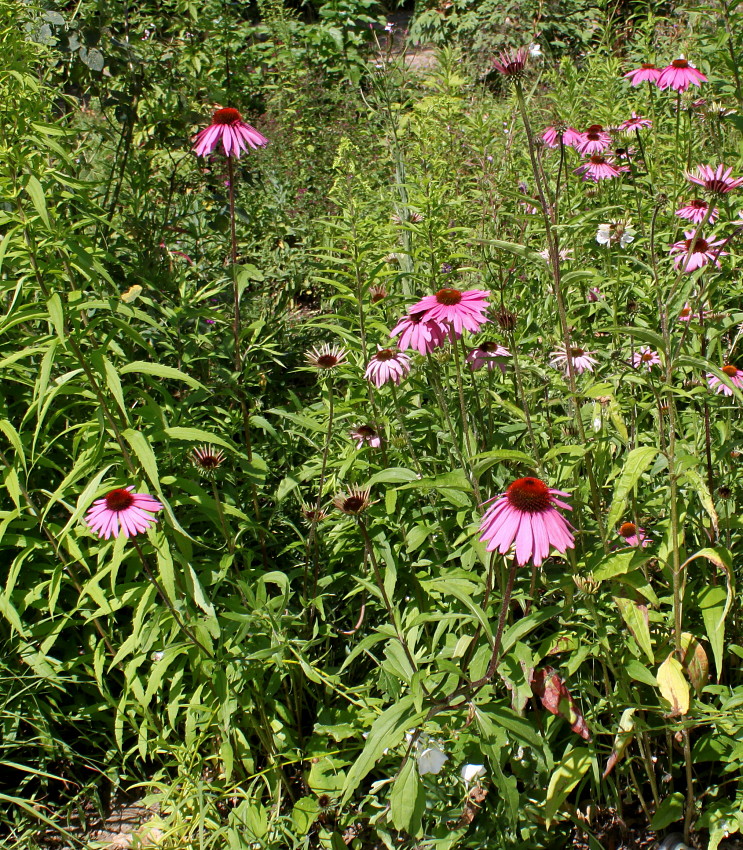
193;107;268;158
85;486;163;540
467;341;511;372
409;288;490;335
676;199;718;225
657;58;707;92
624;63;662;86
708;364;743;396
492;48;528;77
390;311;447;355
669;232;727;272
350;424;381;448
620;112;652;133
550;345;598;375
479;477;574;566
365;347;411;387
678;301;710;322
574;155;621;181
541;126;583;148
576;124;611;155
632;347;661;370
617;522;649;548
686;164;743;195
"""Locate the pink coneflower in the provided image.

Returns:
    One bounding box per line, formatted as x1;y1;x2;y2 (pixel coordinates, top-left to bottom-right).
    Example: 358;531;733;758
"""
686;164;743;195
574;155;621;182
409;288;490;335
305;344;348;371
365;347;411;387
669;232;727;272
467;341;511;372
190;445;226;477
479;477;575;566
657;58;707;92
624;63;662;86
85;487;163;540
550;345;598;375
587;287;602;302
350;424;381;448
542;126;583;148
193;107;268;158
390;311;447;355
492;48;528;78
676;198;718;225
678;301;710;321
708;364;743;396
632;347;661;370
617;522;649;548
620;112;652;133
576;124;611;155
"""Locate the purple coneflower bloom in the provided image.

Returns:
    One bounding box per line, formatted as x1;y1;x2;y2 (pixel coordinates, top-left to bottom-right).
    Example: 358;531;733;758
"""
350;424;381;448
632;347;661;370
492;47;529;77
620;112;652;133
624;63;662;86
576;124;612;155
686;164;743;195
409;288;490;335
550;345;598;375
678;301;710;321
390;311;447;355
669;232;727;272
708;364;743;396
193;107;268;158
467;341;511;372
657;58;707;92
574;155;621;181
676;199;718;225
617;522;649;548
541;126;582;148
365;347;411;387
479;477;575;566
85;487;163;539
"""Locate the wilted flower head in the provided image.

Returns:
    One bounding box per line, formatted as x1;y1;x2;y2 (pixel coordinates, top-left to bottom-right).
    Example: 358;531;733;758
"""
305;343;348;371
492;47;529;78
596;221;636;248
190;444;226;477
657;58;707;92
686;164;743;195
302;504;328;524
479;477;575;566
708;364;743;396
193;107;268;158
333;486;372;515
369;284;387;303
85;486;163;540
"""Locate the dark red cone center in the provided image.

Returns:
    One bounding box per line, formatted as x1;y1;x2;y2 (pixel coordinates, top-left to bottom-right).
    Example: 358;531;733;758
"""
690;199;706;209
672;59;689;69
344;496;366;513
641;351;655;361
586;124;604;133
641;63;657;70
685;237;709;253
213;107;242;125
589;155;606;165
105;488;135;512
357;425;376;438
506;477;552;513
375;348;394;361
723;365;739;377
435;288;462;306
570;347;585;357
619;522;636;538
316;354;339;368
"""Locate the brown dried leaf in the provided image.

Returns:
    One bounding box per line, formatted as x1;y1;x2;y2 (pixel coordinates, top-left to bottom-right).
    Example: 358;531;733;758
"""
530;666;592;741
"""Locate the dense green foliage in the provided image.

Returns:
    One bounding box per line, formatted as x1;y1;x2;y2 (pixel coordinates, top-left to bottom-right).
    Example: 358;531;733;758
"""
3;0;743;847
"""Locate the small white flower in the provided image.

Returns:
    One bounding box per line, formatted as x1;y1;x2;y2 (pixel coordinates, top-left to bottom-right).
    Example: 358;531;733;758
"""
529;42;542;57
417;744;448;775
596;221;636;248
460;763;486;784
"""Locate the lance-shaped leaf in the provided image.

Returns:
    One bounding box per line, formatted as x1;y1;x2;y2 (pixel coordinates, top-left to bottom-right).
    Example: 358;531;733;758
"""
680;633;709;696
613;596;654;663
657;655;690;716
602;708;636;778
530;667;591;741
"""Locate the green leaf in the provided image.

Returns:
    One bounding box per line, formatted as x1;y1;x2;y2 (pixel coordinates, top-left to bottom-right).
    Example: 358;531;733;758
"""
160;426;234;451
389;758;425;836
606;446;658;530
292;797;320;835
650;792;685;830
544;747;592;827
119;361;205;390
46;294;64;339
341;696;425;803
613;597;654;663
698;585;727;680
25;175;50;227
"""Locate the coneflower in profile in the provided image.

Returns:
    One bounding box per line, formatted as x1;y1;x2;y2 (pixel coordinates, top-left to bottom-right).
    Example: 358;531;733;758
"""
479;477;574;566
492;47;529;78
305;343;348;371
190;445;226;477
657;58;707;92
193;107;268;158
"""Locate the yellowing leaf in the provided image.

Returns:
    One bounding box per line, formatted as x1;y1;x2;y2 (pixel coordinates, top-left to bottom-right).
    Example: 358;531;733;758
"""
121;284;142;302
657;655;690;716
